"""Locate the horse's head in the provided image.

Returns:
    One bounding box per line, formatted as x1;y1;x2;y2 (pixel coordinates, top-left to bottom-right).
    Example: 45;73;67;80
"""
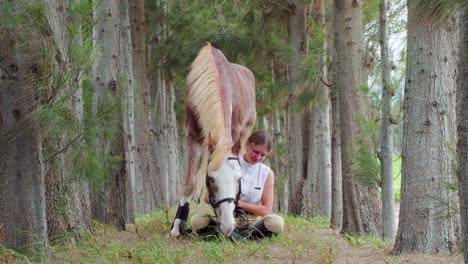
206;157;241;236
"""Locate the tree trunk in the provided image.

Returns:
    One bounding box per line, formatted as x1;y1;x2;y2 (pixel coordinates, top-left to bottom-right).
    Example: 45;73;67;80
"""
457;7;468;263
287;0;308;216
330;18;343;229
119;0;136;224
165;81;181;205
272;108;288;213
330;63;343;230
378;0;396;242
393;2;459;254
129;0;154;213
154;77;171;207
92;0;134;229
148;0;181;208
302;109;318;216
43;0;92;243
315;0;332;218
0;30;48;252
269;60;288;213
333;0;382;235
148;66;165;208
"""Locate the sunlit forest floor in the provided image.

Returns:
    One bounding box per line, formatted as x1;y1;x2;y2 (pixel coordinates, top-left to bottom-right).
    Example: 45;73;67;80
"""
39;204;462;264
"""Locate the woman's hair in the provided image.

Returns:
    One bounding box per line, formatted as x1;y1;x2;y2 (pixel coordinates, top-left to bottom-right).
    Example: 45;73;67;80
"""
247;131;273;152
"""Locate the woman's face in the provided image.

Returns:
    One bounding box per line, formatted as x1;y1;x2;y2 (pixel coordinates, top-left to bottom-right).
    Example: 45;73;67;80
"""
244;144;269;165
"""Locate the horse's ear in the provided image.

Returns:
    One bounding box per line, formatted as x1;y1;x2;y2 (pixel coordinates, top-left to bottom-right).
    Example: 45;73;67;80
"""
208;132;216;154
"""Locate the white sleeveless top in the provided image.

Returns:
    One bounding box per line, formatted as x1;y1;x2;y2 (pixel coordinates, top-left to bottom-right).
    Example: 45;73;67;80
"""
239;157;272;205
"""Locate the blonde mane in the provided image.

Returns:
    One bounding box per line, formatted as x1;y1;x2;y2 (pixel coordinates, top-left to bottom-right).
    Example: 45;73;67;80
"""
186;43;231;200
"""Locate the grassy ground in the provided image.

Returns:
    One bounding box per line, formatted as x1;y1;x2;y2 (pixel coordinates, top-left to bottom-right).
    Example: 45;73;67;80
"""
3;203;461;264
1;157;459;263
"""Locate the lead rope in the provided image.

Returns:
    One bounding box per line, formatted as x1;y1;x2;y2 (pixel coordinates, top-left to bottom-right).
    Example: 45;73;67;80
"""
234;159;250;230
234;177;250;231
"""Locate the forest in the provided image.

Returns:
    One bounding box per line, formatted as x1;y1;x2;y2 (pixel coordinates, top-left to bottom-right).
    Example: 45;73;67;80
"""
1;0;467;263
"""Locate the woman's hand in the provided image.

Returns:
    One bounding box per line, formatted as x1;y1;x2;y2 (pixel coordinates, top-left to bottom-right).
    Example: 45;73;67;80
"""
237;171;274;216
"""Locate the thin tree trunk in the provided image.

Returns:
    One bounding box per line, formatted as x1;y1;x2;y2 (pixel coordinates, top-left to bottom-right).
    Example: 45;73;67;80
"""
148;65;164;208
394;2;459;254
303;109;318;216
166;81;181;205
330;23;343;230
457;7;468;263
378;0;396;242
269;61;288;213
287;0;308;215
154;78;171;207
272;109;288;213
119;0;136;225
330;68;343;230
316;0;332;218
129;0;154;213
147;0;172;208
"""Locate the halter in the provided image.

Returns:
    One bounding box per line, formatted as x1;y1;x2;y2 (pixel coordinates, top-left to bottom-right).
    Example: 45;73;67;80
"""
206;157;242;212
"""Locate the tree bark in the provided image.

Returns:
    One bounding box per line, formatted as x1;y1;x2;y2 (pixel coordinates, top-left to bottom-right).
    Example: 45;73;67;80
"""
457;7;468;263
378;0;396;242
333;0;382;235
394;2;459;254
43;0;92;243
91;0;134;229
302;109;318;216
129;0;154;213
315;0;332;218
148;0;181;207
0;30;48;252
165;81;181;205
119;0;136;224
330;64;343;230
267;60;289;213
287;0;308;216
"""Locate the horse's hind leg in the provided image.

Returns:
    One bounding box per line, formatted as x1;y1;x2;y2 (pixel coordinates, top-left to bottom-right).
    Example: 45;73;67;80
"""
170;141;202;237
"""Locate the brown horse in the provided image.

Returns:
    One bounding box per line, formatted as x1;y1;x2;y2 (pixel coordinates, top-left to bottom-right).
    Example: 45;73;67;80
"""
170;43;256;237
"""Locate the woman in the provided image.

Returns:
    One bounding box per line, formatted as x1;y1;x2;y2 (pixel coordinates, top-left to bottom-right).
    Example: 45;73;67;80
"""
191;131;284;240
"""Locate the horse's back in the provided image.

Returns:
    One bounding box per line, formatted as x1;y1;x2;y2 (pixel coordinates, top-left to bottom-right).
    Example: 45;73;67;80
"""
184;43;256;202
185;44;255;142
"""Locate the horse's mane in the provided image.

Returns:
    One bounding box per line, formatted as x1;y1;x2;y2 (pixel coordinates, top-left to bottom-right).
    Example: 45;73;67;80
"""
186;43;231;200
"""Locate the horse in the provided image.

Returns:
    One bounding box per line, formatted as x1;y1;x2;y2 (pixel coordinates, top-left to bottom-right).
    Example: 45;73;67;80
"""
170;43;256;237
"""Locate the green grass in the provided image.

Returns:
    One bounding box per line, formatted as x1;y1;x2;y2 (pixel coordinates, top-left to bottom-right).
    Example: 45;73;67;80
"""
0;207;371;263
343;232;389;248
2;204;459;263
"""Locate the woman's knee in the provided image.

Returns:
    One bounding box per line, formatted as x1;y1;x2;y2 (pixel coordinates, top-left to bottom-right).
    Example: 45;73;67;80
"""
263;214;284;234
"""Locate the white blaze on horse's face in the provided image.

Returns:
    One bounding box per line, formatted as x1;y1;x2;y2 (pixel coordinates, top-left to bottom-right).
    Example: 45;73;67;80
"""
207;158;241;236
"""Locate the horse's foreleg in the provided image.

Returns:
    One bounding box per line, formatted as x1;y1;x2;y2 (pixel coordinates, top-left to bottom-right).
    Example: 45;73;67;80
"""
170;142;201;237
